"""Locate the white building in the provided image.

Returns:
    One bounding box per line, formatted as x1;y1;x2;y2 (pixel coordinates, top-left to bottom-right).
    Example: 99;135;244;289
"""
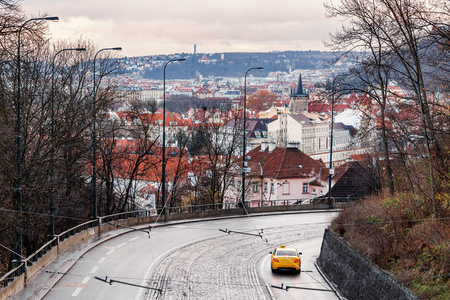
266;113;355;161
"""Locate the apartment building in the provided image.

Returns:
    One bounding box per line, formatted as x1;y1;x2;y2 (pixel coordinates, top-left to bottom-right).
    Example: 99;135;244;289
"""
267;113;353;155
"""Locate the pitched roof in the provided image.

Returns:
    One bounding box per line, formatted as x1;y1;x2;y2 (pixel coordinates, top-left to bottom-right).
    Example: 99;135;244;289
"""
329;160;378;198
247;119;272;138
290;114;313;125
246;146;325;179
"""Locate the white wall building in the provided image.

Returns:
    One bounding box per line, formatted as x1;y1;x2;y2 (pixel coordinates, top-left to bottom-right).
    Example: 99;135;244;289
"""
267;113;353;155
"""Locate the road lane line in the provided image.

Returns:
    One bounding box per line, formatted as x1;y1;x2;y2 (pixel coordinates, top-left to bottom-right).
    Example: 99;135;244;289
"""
72;287;82;297
129;236;140;242
106;249;115;256
265;281;276;300
98;257;106;264
117;242;127;248
72;277;90;297
89;266;98;274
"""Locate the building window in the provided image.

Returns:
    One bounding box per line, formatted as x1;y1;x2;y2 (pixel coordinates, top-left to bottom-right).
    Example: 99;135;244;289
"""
303;183;309;194
282;182;290;195
263;182;268;193
270;183;274;194
253;183;259;193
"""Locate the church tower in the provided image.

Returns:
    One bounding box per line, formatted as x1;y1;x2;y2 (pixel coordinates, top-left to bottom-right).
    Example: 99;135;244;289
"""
290;74;309;113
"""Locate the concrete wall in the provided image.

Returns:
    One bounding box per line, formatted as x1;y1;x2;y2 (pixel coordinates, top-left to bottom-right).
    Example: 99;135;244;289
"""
0;274;24;300
59;227;98;253
249;203;329;213
27;247;58;284
318;229;419;300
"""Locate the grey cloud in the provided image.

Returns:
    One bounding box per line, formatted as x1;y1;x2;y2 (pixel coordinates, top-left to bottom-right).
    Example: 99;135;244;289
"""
23;0;335;56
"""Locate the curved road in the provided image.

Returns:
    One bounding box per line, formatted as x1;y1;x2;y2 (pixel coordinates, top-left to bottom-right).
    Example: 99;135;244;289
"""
42;212;339;299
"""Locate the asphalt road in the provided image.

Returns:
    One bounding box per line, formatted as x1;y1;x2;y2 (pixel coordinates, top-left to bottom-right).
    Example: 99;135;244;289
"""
42;211;339;300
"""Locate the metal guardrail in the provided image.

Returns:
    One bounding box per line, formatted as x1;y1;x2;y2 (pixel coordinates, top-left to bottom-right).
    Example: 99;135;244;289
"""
27;237;58;266
167;203;224;214
0;219;100;291
59;219;98;243
0;265;23;289
0;198;350;294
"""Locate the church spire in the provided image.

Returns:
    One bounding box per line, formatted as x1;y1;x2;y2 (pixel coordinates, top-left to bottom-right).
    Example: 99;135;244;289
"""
291;73;308;98
290;73;309;113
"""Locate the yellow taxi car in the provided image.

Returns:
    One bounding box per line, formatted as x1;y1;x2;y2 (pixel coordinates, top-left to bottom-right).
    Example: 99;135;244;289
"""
270;245;301;273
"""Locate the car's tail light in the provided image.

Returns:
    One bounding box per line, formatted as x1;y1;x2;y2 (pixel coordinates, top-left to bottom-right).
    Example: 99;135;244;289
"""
294;259;300;263
273;258;279;262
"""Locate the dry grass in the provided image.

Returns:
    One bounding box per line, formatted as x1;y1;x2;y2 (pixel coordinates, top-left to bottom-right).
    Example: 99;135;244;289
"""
331;193;450;299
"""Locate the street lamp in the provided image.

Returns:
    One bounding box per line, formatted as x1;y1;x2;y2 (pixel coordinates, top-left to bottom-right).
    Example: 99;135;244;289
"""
50;47;86;237
241;67;263;213
162;58;185;221
92;47;122;219
16;15;58;259
327;76;339;209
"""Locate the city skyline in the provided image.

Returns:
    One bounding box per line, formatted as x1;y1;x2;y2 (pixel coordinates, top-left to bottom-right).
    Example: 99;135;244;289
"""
22;0;342;57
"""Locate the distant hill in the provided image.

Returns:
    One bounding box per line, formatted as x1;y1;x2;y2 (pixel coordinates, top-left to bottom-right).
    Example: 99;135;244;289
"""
120;51;350;79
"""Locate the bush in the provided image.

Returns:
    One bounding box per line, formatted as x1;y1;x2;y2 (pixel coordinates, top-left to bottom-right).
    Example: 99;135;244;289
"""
331;193;450;299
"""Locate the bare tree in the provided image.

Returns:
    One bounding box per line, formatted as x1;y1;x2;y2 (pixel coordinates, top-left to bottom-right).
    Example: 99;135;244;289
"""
97;99;160;214
200;103;244;207
325;0;449;214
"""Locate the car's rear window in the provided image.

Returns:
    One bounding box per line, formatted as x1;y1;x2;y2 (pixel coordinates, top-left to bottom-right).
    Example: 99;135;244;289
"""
276;250;297;256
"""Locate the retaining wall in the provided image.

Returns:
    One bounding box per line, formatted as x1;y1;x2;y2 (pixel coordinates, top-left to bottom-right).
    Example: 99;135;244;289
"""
318;229;419;300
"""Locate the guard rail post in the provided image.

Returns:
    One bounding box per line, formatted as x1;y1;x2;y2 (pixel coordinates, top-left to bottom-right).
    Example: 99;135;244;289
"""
98;217;102;235
23;260;27;287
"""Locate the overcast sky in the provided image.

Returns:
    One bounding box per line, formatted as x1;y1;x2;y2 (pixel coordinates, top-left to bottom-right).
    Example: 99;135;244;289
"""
22;0;342;57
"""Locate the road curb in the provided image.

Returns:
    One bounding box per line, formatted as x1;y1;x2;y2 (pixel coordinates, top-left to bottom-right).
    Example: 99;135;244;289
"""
314;259;346;300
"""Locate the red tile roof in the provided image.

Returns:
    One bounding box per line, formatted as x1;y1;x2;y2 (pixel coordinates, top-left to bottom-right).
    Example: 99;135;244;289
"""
246;146;325;179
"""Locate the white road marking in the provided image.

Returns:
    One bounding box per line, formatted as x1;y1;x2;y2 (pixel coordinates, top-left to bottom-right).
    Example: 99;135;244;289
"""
129;236;140;242
117;242;127;248
98;257;106;264
72;287;82;297
106;249;115;256
71;277;90;297
89;266;98;274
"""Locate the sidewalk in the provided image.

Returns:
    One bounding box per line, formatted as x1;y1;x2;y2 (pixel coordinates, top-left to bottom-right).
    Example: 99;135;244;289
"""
8;227;133;300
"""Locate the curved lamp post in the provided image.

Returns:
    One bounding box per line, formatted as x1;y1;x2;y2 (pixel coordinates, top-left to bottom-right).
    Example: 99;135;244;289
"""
162;58;186;221
50;47;86;237
16;15;59;259
241;67;263;213
92;47;122;219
